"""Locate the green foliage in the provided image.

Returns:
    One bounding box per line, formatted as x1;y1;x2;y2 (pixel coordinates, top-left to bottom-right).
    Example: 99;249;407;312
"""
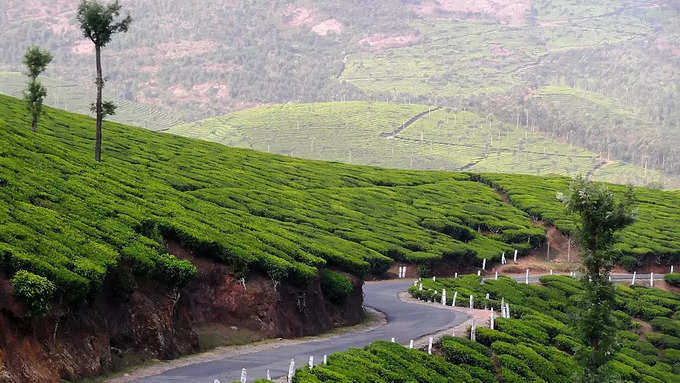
76;1;132;48
559;176;636;382
10;270;56;317
0;94;560;308
481;173;680;267
320;270;353;304
665;273;680;287
22;46;52;132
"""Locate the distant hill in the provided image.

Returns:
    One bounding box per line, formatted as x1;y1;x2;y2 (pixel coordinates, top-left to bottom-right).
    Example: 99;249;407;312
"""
0;72;183;131
1;0;679;180
169;101;679;188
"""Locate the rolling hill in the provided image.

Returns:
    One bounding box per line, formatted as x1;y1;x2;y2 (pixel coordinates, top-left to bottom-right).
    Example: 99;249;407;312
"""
169;101;678;188
2;93;680;307
0;72;184;131
2;0;679;181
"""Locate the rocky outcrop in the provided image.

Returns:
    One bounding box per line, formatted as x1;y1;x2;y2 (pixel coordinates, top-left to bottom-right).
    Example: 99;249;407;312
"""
0;243;363;383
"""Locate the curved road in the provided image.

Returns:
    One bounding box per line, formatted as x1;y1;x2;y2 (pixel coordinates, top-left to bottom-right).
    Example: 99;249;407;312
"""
136;280;468;383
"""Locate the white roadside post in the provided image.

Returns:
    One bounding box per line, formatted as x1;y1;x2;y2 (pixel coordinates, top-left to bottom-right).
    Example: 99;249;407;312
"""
428;337;433;355
567;239;571;262
287;358;295;383
525;269;529;285
482;258;487;271
672;265;674;273
323;355;327;365
240;369;247;383
477;270;481;277
470;320;476;342
442;289;447;305
266;370;271;381
409;339;414;349
550;269;553;275
452;291;458;306
502;252;506;265
433;276;436;282
469;295;474;309
391;337;395;343
632;271;637;286
514;249;518;263
455;272;458;279
651;272;654;288
495;271;498;280
309;356;314;369
490;308;495;330
609;275;612;282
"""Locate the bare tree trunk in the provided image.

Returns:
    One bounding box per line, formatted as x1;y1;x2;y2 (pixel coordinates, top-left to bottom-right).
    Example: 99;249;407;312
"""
31;111;38;133
95;45;103;162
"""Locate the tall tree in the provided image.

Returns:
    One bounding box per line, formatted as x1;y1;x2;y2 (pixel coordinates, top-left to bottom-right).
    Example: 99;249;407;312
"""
76;0;131;162
559;176;636;382
23;46;52;132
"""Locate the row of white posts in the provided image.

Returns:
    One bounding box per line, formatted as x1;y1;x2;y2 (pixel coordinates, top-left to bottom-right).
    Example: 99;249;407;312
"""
229;265;677;383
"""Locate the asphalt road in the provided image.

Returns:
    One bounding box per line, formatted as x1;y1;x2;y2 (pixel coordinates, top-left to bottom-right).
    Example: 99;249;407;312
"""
135;279;468;383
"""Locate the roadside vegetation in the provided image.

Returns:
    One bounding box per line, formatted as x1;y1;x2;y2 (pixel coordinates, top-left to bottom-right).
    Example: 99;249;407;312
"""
290;274;680;382
3;94;680;316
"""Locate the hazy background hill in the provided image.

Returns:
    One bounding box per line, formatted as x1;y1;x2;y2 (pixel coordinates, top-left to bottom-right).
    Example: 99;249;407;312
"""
1;0;679;184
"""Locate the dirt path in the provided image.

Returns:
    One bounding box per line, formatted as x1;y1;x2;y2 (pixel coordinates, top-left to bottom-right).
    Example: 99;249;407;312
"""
380;107;442;138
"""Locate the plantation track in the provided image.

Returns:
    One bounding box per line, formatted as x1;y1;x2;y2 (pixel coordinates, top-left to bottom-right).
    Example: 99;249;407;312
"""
392;136;596;159
381;106;442;138
132;280;468;382
130;273;666;382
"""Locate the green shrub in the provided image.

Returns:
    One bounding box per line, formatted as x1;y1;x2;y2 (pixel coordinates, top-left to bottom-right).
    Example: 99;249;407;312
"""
665;273;680;287
10;270;56;316
151;253;197;288
651;317;680;337
440;336;493;369
320;270;353;304
476;327;518;347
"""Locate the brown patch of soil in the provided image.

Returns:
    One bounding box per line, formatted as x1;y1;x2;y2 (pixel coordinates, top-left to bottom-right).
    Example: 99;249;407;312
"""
410;0;531;26
283;6;343;36
0;242;363;383
358;34;421;51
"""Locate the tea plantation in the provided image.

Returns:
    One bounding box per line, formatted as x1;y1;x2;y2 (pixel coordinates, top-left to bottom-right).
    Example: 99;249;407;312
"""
169;101;675;186
291;275;680;382
0;72;184;132
478;173;680;270
0;93;546;308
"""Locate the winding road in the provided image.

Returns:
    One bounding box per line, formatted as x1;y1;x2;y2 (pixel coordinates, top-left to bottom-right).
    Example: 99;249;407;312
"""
134;272;666;382
135;279;468;383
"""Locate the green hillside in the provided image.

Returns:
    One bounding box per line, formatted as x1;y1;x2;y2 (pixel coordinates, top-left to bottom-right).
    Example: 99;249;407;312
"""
294;275;680;382
3;93;679;309
0;93;548;306
0;72;184;132
169;101;677;187
478;174;680;270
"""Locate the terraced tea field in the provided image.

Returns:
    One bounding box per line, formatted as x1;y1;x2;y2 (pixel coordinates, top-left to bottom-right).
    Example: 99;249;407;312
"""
339;1;650;99
0;72;184;132
170;101;675;187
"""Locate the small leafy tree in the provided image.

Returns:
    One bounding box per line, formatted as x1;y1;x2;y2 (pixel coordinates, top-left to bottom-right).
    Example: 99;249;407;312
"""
559;176;635;382
76;0;131;162
11;270;56;317
23;46;52;132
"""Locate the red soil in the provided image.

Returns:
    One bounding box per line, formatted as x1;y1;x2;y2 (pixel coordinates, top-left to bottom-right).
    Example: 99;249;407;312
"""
358;34;421;51
410;0;531;26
